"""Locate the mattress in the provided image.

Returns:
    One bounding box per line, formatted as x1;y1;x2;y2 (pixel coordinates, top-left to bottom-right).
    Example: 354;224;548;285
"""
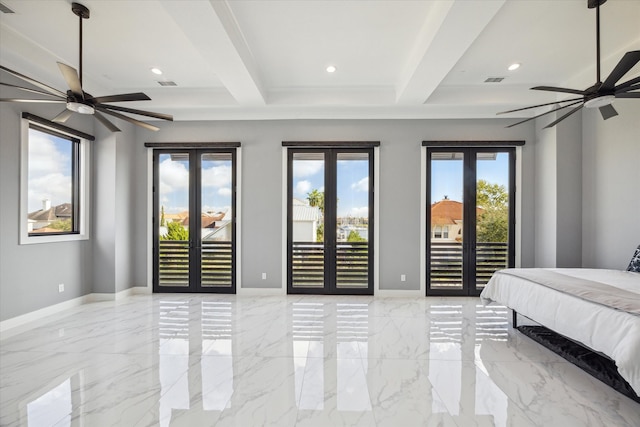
481;268;640;395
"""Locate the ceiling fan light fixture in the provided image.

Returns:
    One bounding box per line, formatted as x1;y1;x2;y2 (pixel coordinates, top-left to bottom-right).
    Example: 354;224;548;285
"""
584;95;614;108
66;101;94;115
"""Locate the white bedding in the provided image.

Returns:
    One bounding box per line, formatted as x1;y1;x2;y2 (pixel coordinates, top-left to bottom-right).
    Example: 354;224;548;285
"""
481;268;640;395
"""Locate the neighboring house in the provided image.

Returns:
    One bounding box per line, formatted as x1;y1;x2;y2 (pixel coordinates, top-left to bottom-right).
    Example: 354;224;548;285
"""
292;198;321;242
27;199;72;232
337;225;368;241
430;197;483;241
159;210;232;241
164;211;189;224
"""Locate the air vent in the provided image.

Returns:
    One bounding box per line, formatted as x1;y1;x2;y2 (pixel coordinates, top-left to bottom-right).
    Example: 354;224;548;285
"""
0;2;15;13
485;77;505;83
158;81;177;87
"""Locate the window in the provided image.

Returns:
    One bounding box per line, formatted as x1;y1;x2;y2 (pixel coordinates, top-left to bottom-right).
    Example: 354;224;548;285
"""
20;116;90;244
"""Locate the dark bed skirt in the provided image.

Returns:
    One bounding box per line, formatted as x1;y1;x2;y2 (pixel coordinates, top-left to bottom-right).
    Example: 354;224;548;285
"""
516;325;640;404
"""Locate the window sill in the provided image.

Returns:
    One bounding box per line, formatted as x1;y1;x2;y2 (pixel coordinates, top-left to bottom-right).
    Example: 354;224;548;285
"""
20;233;89;245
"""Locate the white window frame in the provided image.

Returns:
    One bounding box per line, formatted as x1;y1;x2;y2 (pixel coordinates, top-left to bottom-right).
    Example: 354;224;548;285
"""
19;118;91;244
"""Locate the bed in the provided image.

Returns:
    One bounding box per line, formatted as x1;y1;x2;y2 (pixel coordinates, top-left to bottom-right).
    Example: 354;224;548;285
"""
481;261;640;400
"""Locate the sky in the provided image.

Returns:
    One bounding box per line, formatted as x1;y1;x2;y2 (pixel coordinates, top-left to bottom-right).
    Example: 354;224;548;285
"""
159;154;232;215
293;159;370;218
430;153;509;203
27;128;73;212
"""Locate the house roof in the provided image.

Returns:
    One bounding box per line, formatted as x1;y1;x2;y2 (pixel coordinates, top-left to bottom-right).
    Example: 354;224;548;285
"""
430;199;483;225
293;198;321;222
28;203;72;221
181;212;226;228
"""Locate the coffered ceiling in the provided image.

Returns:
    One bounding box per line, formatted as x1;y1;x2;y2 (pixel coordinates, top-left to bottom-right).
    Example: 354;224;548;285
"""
1;0;638;122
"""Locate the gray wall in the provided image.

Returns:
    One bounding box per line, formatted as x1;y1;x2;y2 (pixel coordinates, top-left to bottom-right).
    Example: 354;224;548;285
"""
534;116;558;267
138;118;537;291
533;108;583;268
556;111;583;268
0;103;94;321
92;121;140;294
582;101;640;269
3;100;635;322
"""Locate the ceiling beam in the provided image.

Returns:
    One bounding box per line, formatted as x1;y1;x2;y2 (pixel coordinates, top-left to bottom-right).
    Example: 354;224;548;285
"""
396;0;506;105
160;0;266;106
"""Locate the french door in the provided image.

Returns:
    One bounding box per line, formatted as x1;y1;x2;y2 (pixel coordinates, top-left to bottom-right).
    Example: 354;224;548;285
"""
287;147;374;295
426;146;515;296
153;148;236;293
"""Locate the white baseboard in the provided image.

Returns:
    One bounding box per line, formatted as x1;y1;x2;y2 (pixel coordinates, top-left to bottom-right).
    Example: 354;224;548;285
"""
0;294;91;339
375;289;423;298
0;286;150;339
237;286;286;296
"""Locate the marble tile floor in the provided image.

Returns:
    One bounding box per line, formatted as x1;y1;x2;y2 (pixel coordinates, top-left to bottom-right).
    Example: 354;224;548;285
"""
1;294;639;427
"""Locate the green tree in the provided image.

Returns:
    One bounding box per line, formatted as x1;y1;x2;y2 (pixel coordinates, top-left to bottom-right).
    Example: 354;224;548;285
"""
476;180;508;209
476;179;509;243
347;230;366;242
160;205;166;226
307;189;325;214
161;221;189;241
316;223;324;242
49;219;72;231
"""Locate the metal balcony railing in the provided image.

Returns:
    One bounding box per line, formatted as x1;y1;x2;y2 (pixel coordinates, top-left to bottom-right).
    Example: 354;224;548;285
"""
429;241;509;288
158;240;232;288
291;241;369;288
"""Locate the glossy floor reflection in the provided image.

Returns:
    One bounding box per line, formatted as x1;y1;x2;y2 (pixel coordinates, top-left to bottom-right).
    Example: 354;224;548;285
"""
1;295;639;426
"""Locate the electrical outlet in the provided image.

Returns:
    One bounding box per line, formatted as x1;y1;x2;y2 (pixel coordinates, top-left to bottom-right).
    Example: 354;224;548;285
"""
400;274;406;282
262;273;267;280
58;283;65;292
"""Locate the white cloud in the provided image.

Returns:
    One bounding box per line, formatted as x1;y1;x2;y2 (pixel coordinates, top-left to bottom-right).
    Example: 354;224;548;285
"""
159;158;189;194
28;173;72;212
202;164;232;188
218;187;232;197
28;132;69;178
293;160;323;178
295;180;312;196
27;132;72;211
351;177;369;192
349;206;369;217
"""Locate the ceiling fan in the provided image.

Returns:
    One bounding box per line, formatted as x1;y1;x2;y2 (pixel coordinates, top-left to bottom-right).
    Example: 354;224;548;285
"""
498;0;640;129
0;2;172;132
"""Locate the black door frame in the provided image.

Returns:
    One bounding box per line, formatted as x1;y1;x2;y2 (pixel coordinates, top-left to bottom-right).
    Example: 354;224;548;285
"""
152;148;237;293
286;146;375;295
425;146;516;296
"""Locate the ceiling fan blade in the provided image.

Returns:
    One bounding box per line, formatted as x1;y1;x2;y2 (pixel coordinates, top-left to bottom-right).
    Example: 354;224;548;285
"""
101;104;173;121
52;109;74;123
0;98;65;104
497;97;583;115
544;104;584;129
616;92;640;99
601;51;640;91
91;92;151;104
0;65;67;98
599;104;618;120
505;101;584;128
95;106;159;131
94;111;121;132
615;76;640;92
531;86;587;95
57;62;83;99
1;82;65;98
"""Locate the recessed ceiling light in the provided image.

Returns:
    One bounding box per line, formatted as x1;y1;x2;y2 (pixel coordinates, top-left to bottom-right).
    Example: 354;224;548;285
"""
508;63;521;71
151;67;163;75
326;65;337;73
